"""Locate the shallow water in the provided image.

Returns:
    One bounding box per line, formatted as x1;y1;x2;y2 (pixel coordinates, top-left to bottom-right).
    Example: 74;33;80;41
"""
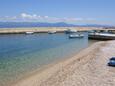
0;32;94;86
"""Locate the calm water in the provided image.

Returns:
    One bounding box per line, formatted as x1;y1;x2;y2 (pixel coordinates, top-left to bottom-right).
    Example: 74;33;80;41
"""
0;32;92;86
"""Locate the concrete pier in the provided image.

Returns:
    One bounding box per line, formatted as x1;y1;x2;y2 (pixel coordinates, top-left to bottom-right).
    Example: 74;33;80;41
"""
0;27;90;34
0;27;115;35
88;33;115;40
0;28;67;34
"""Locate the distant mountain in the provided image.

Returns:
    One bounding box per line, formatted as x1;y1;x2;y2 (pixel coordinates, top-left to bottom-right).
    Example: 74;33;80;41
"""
78;24;115;28
0;22;114;28
0;22;76;28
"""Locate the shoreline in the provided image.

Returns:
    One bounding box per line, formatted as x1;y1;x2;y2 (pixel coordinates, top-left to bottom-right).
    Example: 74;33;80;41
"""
0;27;114;34
0;31;91;86
9;41;90;86
11;40;115;86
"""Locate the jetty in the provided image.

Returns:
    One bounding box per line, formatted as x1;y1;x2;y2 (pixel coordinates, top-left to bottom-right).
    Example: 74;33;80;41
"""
0;28;115;41
0;27;112;34
88;33;115;40
0;28;66;34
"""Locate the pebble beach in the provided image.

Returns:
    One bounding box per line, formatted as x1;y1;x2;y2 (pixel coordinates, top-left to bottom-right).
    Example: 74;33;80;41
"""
12;40;115;86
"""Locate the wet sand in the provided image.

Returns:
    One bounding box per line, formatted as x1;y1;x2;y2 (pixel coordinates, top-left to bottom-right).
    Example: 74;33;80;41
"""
12;40;115;86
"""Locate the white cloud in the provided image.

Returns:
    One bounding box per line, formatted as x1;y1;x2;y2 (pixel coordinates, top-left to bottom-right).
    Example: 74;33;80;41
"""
62;18;83;21
20;13;39;19
44;16;49;18
0;13;98;23
19;13;89;22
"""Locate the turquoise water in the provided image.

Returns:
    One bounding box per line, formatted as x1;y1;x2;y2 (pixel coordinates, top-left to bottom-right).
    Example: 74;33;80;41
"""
0;32;89;86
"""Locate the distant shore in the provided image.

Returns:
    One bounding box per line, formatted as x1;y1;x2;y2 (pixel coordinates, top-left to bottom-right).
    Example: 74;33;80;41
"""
12;40;115;86
0;27;112;34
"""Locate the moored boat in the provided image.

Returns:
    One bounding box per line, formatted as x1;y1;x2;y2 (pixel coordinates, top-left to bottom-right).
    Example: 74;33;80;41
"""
48;31;56;34
25;32;34;34
65;29;77;34
69;34;84;38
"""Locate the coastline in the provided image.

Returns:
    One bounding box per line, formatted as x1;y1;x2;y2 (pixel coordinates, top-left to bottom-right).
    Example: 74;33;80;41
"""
0;31;89;86
0;27;113;34
11;40;115;86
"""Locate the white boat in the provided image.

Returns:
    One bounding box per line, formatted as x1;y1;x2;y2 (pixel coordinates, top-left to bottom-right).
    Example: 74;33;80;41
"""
65;29;77;34
69;34;84;38
25;32;34;34
88;32;115;40
48;31;56;34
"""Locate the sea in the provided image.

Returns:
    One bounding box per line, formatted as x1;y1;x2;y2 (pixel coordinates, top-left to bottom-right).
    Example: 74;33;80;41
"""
0;32;96;86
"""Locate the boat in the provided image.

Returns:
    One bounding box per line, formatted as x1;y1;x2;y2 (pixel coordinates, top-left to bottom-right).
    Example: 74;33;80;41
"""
65;29;77;34
48;31;56;34
88;33;115;40
25;32;34;34
69;34;84;38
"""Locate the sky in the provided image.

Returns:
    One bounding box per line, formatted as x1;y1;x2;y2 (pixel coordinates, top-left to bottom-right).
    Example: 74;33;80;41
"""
0;0;115;25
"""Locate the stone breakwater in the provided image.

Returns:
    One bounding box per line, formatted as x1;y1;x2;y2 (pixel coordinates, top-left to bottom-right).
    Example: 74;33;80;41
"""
0;27;111;34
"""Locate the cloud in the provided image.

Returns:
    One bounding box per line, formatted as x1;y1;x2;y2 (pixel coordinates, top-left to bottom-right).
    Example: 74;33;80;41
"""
21;13;31;18
0;13;97;23
61;18;83;22
0;13;87;22
20;13;41;19
0;16;18;21
44;16;49;18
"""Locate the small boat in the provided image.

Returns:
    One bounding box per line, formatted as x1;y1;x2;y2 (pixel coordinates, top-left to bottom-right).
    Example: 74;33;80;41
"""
25;32;34;34
69;34;84;38
65;29;77;34
48;31;56;34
